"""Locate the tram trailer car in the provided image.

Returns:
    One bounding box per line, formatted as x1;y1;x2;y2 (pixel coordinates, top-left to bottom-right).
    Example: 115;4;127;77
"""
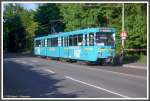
34;27;116;64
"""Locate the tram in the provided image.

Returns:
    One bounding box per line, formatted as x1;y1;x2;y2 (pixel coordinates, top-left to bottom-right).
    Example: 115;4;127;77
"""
34;27;115;64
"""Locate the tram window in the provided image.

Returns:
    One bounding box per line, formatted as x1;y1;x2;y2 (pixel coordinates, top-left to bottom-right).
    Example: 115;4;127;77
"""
73;35;78;46
89;33;94;46
34;41;35;47
61;37;63;46
53;37;58;47
69;35;73;46
40;40;42;47
35;40;40;47
53;38;55;46
51;38;53;47
56;37;58;46
64;37;66;46
52;38;54;46
95;32;114;46
40;40;43;47
51;38;58;47
42;40;45;47
67;37;69;46
64;37;67;46
47;38;51;47
41;40;45;47
78;34;83;46
85;34;88;46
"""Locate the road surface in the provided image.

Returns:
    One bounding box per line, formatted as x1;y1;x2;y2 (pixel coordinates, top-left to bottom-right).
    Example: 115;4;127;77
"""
3;53;147;98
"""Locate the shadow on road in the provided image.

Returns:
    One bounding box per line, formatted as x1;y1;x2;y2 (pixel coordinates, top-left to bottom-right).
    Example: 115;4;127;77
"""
3;61;78;98
3;52;35;59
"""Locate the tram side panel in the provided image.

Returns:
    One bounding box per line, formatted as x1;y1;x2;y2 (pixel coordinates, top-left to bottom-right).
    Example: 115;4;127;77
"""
81;46;98;61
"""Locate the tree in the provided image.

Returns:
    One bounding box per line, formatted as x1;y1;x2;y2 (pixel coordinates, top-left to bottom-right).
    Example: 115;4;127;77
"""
125;4;147;50
3;4;25;52
20;10;38;51
34;3;64;37
3;3;38;52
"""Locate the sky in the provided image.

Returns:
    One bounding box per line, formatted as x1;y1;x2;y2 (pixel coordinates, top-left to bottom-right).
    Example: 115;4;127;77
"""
22;3;38;11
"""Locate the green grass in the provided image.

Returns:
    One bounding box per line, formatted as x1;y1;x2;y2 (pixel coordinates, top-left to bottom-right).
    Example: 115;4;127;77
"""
137;54;147;64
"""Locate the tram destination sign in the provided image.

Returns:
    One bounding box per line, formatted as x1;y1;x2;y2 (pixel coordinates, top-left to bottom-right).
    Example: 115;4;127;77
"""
100;28;112;32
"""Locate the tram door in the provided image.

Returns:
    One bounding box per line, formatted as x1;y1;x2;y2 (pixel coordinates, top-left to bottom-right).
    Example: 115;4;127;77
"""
61;36;69;58
89;33;95;46
58;37;61;57
40;39;46;56
44;39;47;56
84;33;96;61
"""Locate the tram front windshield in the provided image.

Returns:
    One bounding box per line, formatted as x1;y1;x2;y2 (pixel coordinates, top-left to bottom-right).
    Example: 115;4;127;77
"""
95;32;114;46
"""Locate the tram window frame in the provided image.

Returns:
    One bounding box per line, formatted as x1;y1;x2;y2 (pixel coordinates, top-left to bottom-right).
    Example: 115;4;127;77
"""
89;33;94;46
78;34;83;46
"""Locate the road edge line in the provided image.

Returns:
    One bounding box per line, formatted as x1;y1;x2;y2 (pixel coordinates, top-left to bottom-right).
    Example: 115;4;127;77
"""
65;75;130;98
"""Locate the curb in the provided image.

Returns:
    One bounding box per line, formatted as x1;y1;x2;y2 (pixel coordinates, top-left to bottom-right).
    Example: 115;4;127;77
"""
123;64;147;70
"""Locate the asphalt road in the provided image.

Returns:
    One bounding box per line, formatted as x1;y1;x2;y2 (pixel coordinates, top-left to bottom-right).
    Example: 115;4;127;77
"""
3;53;147;98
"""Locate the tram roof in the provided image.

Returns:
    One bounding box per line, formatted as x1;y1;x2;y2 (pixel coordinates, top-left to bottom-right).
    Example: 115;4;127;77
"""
35;27;115;40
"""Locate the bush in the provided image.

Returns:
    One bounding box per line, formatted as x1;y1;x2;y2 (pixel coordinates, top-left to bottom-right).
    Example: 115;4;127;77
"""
137;53;147;64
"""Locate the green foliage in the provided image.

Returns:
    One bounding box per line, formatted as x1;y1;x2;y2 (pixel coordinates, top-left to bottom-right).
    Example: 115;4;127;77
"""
125;4;147;50
34;4;64;36
137;53;147;64
58;4;117;31
3;4;38;52
4;4;25;52
20;10;38;50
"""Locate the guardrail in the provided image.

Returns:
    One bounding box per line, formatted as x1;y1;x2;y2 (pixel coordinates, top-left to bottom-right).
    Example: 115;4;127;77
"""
124;49;146;52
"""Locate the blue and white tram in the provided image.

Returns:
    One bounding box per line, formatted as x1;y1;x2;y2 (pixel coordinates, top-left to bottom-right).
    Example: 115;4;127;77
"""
34;27;115;64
